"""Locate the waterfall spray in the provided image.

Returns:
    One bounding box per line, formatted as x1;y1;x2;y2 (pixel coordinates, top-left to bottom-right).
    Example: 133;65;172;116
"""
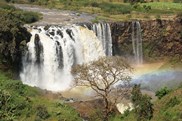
20;25;105;91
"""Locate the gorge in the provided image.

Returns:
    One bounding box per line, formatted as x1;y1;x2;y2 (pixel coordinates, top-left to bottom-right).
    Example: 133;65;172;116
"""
1;2;182;121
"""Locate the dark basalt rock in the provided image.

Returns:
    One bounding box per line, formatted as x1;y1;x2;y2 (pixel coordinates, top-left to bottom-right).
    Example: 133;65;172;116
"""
57;30;63;38
34;34;43;65
109;17;182;62
49;31;55;36
66;29;75;42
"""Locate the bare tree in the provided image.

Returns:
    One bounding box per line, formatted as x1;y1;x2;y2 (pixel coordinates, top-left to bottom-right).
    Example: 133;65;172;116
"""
71;56;132;120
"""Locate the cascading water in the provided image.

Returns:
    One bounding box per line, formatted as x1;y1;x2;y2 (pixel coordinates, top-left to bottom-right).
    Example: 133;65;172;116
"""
91;23;113;56
20;25;105;91
132;21;143;64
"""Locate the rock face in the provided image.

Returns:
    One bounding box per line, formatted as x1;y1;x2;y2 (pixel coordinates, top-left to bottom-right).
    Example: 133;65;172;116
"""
110;17;182;62
0;27;31;71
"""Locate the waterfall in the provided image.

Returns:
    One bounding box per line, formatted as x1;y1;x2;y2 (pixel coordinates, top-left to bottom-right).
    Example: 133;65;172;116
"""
132;21;143;64
91;23;113;56
20;25;105;91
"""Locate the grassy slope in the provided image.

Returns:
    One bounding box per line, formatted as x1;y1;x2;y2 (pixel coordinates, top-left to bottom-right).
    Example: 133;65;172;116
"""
152;86;182;121
111;86;182;121
0;71;82;121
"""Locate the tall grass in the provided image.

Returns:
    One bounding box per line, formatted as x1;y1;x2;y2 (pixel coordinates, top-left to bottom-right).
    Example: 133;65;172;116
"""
141;2;182;11
99;2;132;14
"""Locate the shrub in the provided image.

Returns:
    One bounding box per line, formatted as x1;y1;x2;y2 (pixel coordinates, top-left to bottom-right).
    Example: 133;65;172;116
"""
5;0;11;2
137;95;153;121
28;0;36;2
131;84;153;121
143;5;151;12
173;0;182;3
36;105;50;120
155;87;171;99
131;84;142;106
90;1;99;7
14;11;41;23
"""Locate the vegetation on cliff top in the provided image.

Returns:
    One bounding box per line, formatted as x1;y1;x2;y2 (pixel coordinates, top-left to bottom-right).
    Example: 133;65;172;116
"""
0;1;41;23
5;0;182;21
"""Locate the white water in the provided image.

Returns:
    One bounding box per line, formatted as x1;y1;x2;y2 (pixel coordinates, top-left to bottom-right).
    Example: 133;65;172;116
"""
132;21;143;64
92;23;113;56
20;25;105;91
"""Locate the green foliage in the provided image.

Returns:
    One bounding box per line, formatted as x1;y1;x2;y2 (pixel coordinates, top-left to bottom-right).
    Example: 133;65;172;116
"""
14;10;41;23
91;17;99;23
131;84;153;121
99;2;132;14
173;0;182;3
0;2;41;71
36;105;50;119
155;87;171;99
131;84;142;107
166;96;180;108
0;71;82;121
0;10;31;71
137;95;153;121
0;2;41;24
28;0;36;2
0;3;16;10
152;86;182;121
143;5;151;11
124;0;145;4
59;0;131;14
0;90;13;121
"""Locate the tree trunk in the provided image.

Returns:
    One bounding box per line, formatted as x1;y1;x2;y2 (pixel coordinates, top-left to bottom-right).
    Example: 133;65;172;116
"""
104;97;109;121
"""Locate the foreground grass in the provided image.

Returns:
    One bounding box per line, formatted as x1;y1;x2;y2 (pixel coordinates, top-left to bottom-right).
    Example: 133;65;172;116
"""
0;71;81;121
111;85;182;121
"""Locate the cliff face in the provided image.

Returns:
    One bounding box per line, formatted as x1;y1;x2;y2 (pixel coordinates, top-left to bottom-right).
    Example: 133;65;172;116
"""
110;17;182;62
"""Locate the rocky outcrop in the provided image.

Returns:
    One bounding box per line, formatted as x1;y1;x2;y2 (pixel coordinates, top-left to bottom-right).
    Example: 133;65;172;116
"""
110;17;182;62
0;12;31;74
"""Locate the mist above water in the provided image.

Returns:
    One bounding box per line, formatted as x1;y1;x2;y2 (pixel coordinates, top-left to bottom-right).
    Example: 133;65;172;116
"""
20;24;113;92
132;69;182;91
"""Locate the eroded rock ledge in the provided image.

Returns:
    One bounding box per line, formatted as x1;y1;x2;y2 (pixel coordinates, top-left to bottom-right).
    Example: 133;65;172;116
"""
110;17;182;61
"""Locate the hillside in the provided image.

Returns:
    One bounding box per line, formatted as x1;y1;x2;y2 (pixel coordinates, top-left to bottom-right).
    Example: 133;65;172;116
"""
0;71;82;121
112;85;182;121
152;86;182;121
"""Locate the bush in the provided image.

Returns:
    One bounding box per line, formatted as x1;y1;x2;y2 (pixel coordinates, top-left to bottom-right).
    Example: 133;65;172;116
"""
90;1;99;7
14;11;41;23
173;0;182;3
143;5;151;12
131;84;153;121
155;87;171;99
36;105;50;120
0;90;17;120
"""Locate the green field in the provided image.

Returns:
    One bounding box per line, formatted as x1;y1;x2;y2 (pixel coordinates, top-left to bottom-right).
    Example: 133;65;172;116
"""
7;0;182;21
